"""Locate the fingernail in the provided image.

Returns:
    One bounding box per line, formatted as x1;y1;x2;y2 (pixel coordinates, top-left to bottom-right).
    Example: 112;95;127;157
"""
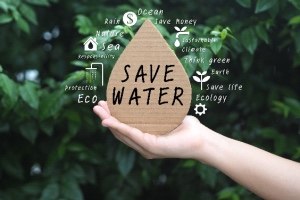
93;106;100;114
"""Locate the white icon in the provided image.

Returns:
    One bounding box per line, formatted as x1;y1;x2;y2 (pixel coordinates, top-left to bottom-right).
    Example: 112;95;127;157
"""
193;71;210;90
174;26;189;47
86;63;104;86
83;37;98;51
194;103;207;116
123;11;137;26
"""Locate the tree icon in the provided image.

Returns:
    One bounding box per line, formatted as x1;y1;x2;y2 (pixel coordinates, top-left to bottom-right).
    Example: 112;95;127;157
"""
193;71;210;90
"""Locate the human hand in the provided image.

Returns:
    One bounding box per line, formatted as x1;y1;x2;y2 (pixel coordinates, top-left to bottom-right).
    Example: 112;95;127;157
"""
95;101;300;200
93;101;215;160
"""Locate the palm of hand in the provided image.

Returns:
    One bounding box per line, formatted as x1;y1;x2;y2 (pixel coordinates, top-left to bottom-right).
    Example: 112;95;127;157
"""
93;101;205;159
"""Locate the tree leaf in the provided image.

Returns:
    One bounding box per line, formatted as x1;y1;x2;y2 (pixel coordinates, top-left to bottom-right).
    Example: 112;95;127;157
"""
193;76;201;82
202;76;210;82
218;187;236;199
75;15;93;35
221;29;227;40
255;25;269;44
255;0;276;13
203;26;212;34
156;24;170;37
174;26;180;31
0;14;13;24
289;15;300;25
70;60;88;68
241;52;254;72
180;55;197;77
116;146;135;177
211;30;221;36
268;2;279;18
0;154;24;180
61;70;85;86
16;17;30;33
182;159;197;168
19;81;39;109
19;121;38;144
0;74;18;107
289;0;300;10
61;181;83;200
0;1;8;12
197;164;219;187
40;183;59;200
22;181;42;195
0;65;2;73
235;0;251;8
285;98;300;117
40;120;54;136
25;0;50;6
19;3;37;25
241;28;258;54
295;30;300;53
39;90;65;120
210;38;222;54
199;48;213;71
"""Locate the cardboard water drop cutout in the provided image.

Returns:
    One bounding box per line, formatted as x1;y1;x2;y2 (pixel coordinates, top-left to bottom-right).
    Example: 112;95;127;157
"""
107;19;191;135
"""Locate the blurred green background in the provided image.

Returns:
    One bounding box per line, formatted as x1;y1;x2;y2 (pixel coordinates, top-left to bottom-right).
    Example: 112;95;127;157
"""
0;0;300;199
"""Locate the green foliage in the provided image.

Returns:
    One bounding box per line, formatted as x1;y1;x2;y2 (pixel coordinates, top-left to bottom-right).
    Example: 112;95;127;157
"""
241;28;258;54
0;0;299;200
289;15;300;25
236;0;251;8
75;15;94;35
0;73;19;109
0;0;51;33
19;81;39;109
0;13;13;24
210;38;222;54
255;0;277;14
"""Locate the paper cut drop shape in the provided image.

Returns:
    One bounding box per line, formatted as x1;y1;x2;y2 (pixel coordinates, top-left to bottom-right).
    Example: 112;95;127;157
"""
106;19;191;135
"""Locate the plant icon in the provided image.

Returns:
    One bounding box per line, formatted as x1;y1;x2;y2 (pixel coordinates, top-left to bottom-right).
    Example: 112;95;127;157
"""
193;71;210;90
174;26;189;47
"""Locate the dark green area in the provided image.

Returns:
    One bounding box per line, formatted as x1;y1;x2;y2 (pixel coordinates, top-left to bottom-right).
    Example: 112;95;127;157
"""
0;0;300;199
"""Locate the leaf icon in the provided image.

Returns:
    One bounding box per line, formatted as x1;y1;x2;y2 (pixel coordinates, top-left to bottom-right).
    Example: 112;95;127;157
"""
193;76;201;82
196;71;202;75
181;27;187;31
202;76;210;82
202;71;207;75
174;26;181;31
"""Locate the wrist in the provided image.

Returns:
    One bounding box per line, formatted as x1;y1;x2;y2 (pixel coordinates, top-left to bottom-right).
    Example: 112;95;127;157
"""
194;125;230;167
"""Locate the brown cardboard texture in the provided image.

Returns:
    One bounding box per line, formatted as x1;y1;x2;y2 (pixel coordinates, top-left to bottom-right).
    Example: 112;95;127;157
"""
107;19;191;135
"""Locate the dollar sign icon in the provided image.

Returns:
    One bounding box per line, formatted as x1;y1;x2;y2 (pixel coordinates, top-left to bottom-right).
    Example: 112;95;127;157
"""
123;11;137;26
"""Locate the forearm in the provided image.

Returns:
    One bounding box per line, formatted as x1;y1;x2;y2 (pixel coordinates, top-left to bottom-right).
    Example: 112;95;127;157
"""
197;128;300;200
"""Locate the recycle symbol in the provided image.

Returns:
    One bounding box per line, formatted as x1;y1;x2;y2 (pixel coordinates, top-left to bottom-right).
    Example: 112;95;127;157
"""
194;103;207;116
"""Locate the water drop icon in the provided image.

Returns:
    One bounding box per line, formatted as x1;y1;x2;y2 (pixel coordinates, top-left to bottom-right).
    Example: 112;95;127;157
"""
174;39;180;47
88;42;93;49
106;19;191;135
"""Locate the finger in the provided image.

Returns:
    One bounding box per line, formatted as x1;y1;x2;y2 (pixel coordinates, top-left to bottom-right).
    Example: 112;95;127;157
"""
99;101;110;114
105;118;141;137
93;105;111;121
